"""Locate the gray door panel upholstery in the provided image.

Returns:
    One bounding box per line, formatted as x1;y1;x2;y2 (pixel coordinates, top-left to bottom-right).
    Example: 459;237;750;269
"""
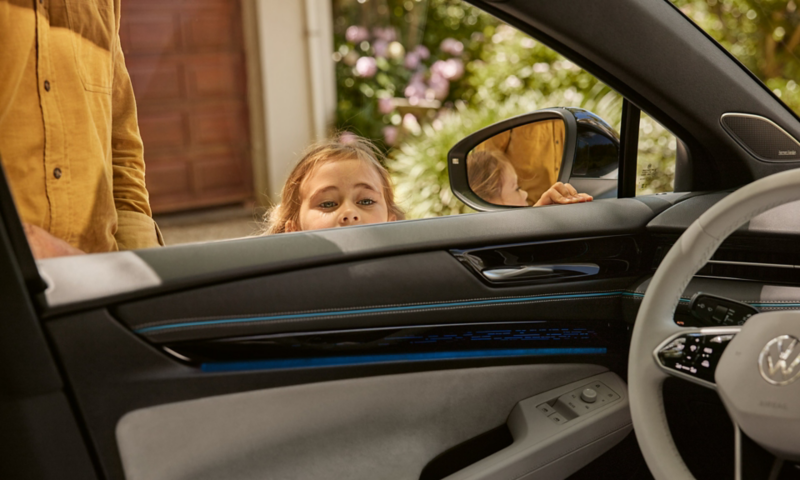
116;364;606;480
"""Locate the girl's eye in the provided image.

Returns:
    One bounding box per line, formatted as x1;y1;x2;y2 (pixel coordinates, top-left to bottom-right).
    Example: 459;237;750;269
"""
319;201;337;209
358;198;376;206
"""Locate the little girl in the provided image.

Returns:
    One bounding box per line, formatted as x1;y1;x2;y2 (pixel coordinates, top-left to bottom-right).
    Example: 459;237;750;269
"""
264;135;404;234
468;150;593;207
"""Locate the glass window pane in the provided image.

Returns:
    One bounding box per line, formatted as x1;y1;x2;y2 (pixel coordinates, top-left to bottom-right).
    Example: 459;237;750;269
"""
636;112;677;195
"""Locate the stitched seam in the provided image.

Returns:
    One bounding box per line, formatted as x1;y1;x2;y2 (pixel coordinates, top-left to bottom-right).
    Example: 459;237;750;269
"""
142;297;619;336
624;296;800;304
134;289;626;330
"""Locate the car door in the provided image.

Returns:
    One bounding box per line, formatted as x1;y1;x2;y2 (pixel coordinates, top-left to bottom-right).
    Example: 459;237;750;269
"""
25;194;673;480
3;1;800;480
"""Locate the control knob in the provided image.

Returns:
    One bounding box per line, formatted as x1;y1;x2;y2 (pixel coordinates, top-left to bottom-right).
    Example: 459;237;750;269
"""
580;388;597;403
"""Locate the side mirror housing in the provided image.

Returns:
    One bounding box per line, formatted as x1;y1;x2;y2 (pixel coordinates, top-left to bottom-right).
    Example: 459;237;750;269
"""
448;107;620;211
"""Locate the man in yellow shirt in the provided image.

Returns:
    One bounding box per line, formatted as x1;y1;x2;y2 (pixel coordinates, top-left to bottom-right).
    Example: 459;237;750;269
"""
475;120;567;204
0;0;162;258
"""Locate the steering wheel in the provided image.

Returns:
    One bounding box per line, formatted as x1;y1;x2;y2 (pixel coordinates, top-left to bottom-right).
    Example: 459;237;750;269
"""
629;168;800;479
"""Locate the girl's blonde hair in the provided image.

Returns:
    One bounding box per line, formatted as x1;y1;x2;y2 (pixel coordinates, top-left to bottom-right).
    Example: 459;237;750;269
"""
263;135;405;234
467;150;512;203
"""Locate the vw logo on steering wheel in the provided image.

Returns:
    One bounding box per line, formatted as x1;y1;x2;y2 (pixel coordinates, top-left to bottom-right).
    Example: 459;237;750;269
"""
758;335;800;386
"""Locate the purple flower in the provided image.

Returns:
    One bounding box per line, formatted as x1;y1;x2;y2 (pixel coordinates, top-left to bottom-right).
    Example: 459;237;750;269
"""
372;27;397;42
345;26;369;44
404;52;421;70
431;59;464;81
354;56;377;78
428;73;449;100
413;45;430;59
373;39;389;58
339;131;359;145
440;38;464;56
378;97;394;114
382;126;398;146
404;78;426;103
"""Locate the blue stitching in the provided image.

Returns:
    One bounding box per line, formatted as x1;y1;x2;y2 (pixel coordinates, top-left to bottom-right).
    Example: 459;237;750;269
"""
200;347;609;372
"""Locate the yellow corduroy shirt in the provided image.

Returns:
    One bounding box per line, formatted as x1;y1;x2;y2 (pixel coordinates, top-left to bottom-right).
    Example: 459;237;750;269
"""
0;0;162;253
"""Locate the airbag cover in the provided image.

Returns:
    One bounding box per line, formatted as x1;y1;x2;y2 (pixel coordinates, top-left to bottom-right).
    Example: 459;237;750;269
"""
716;311;800;461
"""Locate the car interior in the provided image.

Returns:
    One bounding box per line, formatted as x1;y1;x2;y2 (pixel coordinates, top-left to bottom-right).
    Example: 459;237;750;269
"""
2;0;800;479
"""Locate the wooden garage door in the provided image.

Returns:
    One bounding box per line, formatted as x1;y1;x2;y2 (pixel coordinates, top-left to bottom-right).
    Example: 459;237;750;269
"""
120;0;253;213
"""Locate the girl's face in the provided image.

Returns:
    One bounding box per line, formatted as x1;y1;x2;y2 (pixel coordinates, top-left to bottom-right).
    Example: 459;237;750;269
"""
493;163;529;207
287;158;396;232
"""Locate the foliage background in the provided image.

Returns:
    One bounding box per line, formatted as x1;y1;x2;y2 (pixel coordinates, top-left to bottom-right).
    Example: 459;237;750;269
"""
332;0;798;218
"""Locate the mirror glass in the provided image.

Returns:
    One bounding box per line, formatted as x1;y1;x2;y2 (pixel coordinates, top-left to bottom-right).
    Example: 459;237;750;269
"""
466;119;565;206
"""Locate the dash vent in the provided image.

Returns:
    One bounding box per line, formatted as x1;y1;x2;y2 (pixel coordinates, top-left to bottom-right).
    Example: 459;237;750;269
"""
655;243;800;286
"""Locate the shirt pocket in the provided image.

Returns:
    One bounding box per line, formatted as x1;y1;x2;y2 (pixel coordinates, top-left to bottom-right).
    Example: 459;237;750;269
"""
64;0;115;94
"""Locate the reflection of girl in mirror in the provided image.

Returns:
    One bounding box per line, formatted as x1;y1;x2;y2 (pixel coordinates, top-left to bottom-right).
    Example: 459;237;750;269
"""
468;151;529;206
468;150;593;207
263;135;404;234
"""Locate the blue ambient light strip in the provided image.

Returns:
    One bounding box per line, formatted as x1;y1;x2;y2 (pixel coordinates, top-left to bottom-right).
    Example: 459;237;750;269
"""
201;347;609;372
136;291;688;334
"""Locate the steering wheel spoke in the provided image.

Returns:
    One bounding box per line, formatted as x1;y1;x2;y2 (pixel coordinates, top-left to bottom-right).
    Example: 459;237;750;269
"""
735;426;789;480
653;327;741;389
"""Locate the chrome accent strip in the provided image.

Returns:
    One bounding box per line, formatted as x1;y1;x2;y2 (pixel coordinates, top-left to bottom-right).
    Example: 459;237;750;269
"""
706;259;797;269
735;426;742;480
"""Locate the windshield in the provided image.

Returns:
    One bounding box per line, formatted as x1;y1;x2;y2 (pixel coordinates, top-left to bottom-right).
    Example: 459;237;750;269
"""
672;0;800;116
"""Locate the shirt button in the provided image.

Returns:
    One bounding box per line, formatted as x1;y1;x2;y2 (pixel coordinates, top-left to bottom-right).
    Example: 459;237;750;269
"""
44;80;51;91
53;168;62;179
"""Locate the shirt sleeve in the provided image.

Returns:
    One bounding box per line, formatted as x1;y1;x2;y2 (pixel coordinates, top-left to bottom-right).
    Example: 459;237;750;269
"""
0;4;30;124
110;1;163;250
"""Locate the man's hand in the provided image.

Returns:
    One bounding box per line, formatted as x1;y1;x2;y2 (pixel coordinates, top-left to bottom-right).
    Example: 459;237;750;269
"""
534;182;594;206
23;223;84;259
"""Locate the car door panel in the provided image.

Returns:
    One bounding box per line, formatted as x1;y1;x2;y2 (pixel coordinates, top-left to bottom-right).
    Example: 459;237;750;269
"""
47;309;620;480
114;364;610;480
38;198;679;480
37;196;682;316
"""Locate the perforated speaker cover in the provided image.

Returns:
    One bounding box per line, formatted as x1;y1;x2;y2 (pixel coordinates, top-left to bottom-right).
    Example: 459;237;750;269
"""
721;113;800;161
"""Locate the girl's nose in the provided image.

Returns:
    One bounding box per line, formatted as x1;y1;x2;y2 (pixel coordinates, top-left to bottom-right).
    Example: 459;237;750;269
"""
339;208;359;225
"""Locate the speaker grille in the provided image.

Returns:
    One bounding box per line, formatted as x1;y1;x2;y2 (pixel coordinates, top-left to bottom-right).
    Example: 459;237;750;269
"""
721;113;800;161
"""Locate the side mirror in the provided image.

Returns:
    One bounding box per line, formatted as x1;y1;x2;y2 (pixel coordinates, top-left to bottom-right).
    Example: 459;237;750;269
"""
448;107;620;211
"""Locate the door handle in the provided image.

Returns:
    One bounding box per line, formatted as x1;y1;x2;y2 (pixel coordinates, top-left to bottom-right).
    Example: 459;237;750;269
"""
482;263;600;282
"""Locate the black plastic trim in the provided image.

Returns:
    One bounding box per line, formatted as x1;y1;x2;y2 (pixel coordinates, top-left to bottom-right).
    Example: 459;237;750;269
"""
619;100;640;198
0;157;46;294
